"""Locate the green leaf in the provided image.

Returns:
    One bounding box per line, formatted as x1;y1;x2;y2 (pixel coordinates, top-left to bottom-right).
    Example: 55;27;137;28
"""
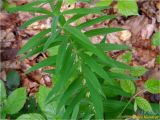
47;46;75;103
152;31;160;46
64;25;130;69
130;66;148;77
82;65;104;97
43;16;60;51
96;43;129;51
63;89;85;119
156;55;160;65
121;51;132;63
120;80;135;95
71;102;80;119
65;0;76;4
56;79;82;113
103;85;131;97
117;0;138;16
20;15;49;29
0;80;6;103
62;6;109;14
108;72;137;81
53;0;63;15
27;56;57;73
96;0;113;6
4;87;27;114
77;15;115;29
8;7;51;15
144;80;160;94
135;97;153;112
36;86;60;119
18;29;51;55
17;113;45;120
6;70;20;90
65;14;86;25
84;28;123;37
86;75;104;119
81;54;112;84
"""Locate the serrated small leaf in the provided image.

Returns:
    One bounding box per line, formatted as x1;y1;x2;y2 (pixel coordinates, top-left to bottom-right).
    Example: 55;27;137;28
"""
17;113;45;120
4;87;27;114
120;80;135;95
135;97;153;112
152;31;160;46
117;0;138;16
130;66;148;77
144;80;160;94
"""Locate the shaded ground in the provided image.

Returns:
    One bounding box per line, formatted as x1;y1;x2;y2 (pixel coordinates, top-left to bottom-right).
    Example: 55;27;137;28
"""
0;0;160;101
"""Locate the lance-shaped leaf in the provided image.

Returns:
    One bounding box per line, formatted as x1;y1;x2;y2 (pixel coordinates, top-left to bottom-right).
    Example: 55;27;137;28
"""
81;53;111;82
96;43;130;51
56;78;82;113
64;25;130;69
27;56;57;73
71;102;80;120
77;15;115;29
7;1;47;13
65;14;86;25
152;31;160;46
20;15;49;29
107;72;137;80
8;5;51;15
18;29;51;55
86;75;104;119
63;89;85;119
53;0;63;15
46;46;75;103
84;28;123;37
62;6;110;14
82;65;104;97
43;16;60;51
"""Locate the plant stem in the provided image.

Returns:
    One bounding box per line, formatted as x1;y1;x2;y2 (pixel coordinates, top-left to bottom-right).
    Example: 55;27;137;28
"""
117;89;146;118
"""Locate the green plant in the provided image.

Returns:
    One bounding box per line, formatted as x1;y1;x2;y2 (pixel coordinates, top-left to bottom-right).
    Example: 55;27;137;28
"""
93;0;138;16
6;0;159;119
152;31;160;46
0;80;27;119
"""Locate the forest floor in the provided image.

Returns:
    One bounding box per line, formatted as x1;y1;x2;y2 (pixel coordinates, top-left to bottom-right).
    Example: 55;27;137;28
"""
0;0;160;102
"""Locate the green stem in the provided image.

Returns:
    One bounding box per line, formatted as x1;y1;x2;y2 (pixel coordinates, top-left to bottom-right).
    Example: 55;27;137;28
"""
117;89;146;118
